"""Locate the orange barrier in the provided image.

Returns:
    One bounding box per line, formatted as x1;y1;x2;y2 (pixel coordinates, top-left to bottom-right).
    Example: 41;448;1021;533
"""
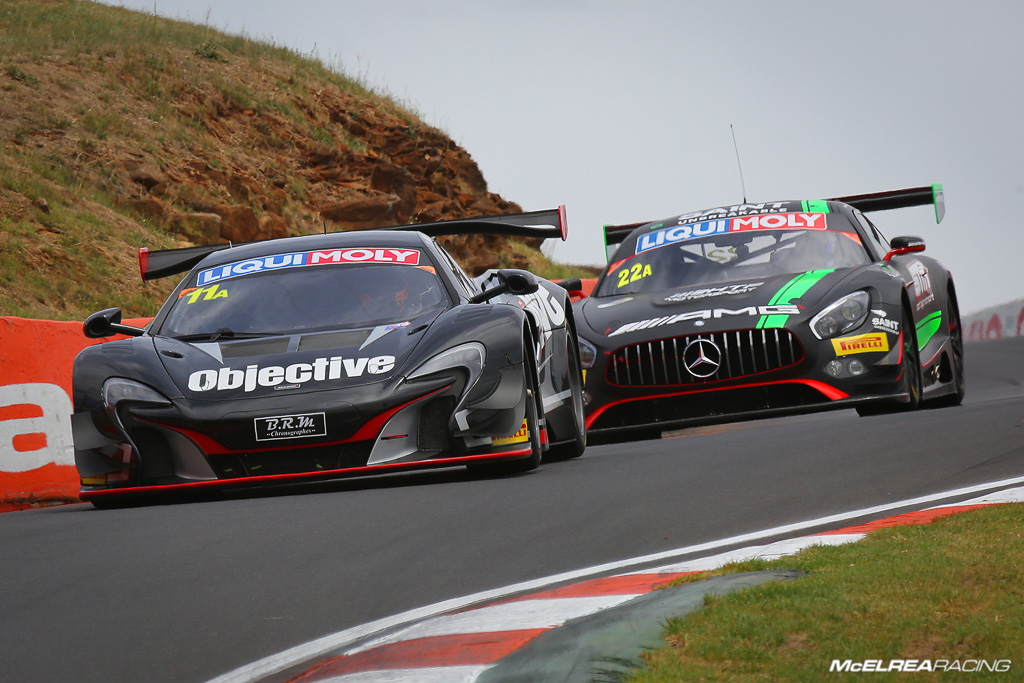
0;317;94;510
0;316;151;511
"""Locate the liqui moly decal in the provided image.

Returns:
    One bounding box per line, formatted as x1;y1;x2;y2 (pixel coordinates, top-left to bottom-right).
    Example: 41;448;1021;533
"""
636;213;827;254
607;305;801;337
187;355;396;392
197;248;421;285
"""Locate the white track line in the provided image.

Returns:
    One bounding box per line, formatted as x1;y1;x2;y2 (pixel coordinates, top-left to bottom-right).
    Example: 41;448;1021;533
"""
206;475;1024;683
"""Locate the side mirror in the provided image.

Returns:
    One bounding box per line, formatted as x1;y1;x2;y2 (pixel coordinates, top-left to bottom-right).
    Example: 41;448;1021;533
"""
83;308;146;339
556;278;582;292
883;235;926;261
470;269;541;303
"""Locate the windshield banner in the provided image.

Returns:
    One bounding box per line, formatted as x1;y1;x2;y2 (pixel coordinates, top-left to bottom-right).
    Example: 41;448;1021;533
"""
197;248;421;285
635;213;827;254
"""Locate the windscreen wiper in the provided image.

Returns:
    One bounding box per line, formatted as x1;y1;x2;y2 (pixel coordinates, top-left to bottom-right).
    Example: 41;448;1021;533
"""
173;329;284;342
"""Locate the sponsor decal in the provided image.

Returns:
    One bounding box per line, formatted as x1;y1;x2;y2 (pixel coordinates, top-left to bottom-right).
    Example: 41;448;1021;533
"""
197;248;421;285
359;321;411;350
663;281;763;303
517;289;566;328
255;412;327;441
177;284;228;304
872;316;900;334
636;213;827;254
187;355;396;392
908;259;934;310
607;305;800;337
492;418;530;446
676;201;791;224
831;332;889;356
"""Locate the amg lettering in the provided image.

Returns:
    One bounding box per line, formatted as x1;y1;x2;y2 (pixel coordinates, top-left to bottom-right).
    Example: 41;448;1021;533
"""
607;305;800;337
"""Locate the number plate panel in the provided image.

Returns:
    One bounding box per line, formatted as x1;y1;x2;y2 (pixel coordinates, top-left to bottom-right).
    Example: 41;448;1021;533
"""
254;412;327;442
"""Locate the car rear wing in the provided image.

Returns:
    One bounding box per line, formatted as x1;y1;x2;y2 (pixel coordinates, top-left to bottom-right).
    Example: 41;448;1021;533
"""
598;184;945;262
138;206;568;281
829;184;945;224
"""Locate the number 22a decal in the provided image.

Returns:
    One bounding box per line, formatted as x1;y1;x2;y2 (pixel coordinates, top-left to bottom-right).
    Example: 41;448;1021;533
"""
617;262;653;288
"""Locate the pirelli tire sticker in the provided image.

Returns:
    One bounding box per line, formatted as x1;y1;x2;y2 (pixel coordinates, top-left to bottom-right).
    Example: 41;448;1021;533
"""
831;332;890;356
492;419;530;446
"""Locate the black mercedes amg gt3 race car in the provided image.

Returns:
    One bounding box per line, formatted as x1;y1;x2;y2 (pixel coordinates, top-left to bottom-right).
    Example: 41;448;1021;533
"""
71;209;585;507
575;185;964;443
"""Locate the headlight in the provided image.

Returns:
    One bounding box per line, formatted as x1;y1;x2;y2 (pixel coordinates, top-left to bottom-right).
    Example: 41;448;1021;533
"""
810;291;870;339
406;342;486;388
578;337;597;369
101;378;172;440
102;378;172;411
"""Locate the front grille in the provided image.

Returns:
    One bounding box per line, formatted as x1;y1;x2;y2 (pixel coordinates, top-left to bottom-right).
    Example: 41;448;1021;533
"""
607;328;804;386
208;442;373;479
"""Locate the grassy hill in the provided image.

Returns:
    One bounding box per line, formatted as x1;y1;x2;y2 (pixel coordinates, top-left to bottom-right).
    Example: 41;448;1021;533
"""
0;0;595;321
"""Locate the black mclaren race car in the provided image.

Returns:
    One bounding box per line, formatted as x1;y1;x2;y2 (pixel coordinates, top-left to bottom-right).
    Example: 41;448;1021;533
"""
71;208;586;507
575;185;964;443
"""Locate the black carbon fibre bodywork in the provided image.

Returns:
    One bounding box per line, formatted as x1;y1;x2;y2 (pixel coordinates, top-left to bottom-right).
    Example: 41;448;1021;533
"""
576;189;963;442
72;225;584;506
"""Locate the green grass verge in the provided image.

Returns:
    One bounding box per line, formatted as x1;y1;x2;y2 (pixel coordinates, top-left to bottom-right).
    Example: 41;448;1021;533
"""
630;504;1024;682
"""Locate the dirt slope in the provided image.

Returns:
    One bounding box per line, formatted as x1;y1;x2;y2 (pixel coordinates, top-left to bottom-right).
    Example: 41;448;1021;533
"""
0;0;589;321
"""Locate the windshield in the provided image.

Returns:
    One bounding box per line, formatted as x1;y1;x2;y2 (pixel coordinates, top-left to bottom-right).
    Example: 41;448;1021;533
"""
158;260;449;338
596;218;870;297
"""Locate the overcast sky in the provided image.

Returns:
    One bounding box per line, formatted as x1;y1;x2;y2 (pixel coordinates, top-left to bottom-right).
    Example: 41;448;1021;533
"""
98;0;1024;314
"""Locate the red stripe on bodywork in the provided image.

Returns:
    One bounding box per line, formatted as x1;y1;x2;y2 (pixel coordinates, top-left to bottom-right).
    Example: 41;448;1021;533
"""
585;378;848;429
289;630;548;681
80;445;534;501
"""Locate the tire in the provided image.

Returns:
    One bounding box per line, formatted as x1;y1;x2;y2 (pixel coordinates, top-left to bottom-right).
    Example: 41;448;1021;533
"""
930;287;965;408
468;336;543;476
545;322;586;461
857;304;922;416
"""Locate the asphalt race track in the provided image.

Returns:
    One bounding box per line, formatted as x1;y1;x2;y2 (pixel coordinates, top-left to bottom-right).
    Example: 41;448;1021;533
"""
2;337;1023;683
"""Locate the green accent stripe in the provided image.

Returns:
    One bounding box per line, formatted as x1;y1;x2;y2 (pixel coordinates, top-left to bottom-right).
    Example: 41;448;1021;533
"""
758;269;835;328
916;311;943;349
801;200;831;213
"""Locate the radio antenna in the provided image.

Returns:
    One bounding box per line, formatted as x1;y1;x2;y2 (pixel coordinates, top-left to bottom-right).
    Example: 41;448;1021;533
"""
730;124;748;203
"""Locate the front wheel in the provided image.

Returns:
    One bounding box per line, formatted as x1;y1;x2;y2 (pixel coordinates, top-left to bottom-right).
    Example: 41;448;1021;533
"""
468;338;543;476
545;323;586;461
857;305;921;416
930;287;965;408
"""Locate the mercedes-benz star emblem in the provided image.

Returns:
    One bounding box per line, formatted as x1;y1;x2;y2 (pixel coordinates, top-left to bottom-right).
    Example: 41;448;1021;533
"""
682;338;722;378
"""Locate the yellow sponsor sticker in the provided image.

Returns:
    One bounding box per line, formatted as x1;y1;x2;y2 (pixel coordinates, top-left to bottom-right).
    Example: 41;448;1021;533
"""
832;332;890;356
492;419;530;446
178;284;229;304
